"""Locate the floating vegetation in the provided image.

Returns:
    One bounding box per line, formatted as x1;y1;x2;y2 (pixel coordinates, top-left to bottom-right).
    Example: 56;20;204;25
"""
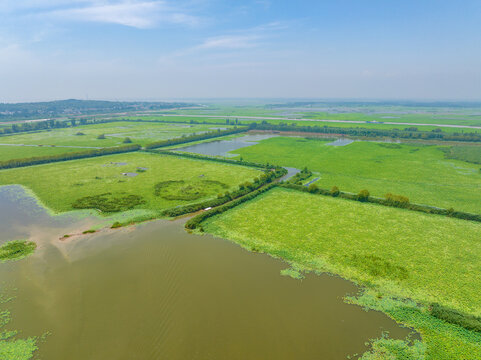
0;309;38;360
72;193;146;212
280;267;304;280
0;240;36;263
154;180;228;201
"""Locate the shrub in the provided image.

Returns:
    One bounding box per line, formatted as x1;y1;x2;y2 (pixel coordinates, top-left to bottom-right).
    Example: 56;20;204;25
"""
111;222;122;229
97;134;106;139
385;193;410;207
123;137;132;143
330;186;340;197
307;183;318;193
358;189;370;202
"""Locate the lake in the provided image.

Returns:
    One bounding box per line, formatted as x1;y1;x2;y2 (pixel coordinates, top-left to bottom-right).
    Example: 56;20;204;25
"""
0;186;413;359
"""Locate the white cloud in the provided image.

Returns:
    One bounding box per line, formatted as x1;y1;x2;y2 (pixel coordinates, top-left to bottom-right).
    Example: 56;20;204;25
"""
197;35;260;50
1;0;200;29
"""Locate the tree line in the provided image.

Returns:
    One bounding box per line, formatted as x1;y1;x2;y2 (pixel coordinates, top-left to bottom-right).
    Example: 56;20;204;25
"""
282;183;481;222
146;149;271;170
249;122;481;142
0;144;141;170
184;183;278;231
163;167;286;217
143;127;247;149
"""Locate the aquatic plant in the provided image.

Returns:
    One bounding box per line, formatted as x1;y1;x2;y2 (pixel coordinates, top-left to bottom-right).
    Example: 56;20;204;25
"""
0;240;36;263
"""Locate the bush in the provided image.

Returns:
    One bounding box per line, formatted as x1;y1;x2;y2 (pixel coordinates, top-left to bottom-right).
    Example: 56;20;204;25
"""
111;222;122;229
97;134;106;139
123;137;132;143
330;186;340;197
385;193;410;207
307;183;318;193
358;189;370;202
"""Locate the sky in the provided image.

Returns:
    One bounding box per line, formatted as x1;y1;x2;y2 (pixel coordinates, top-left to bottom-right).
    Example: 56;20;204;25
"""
0;0;480;102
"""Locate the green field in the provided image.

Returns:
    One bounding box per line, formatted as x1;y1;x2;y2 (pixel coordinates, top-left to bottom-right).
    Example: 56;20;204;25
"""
0;145;84;161
231;136;481;213
202;187;481;359
0;121;230;148
0;152;262;215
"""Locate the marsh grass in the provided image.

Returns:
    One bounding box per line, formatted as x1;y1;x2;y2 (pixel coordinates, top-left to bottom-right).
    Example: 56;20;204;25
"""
0;240;36;263
72;193;145;212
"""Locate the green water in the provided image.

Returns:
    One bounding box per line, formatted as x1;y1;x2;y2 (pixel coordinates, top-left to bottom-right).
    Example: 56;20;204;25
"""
0;186;414;359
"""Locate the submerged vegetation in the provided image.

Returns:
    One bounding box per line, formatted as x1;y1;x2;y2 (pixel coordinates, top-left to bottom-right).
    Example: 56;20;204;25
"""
0;240;36;262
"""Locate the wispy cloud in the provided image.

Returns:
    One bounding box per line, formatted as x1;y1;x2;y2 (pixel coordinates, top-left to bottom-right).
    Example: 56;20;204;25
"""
197;35;260;50
2;0;200;29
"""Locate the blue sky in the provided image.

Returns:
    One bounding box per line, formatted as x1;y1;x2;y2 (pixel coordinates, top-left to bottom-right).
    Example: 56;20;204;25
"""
0;0;480;102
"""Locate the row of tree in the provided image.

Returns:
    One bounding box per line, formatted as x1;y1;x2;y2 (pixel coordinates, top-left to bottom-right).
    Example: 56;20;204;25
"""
143;127;247;149
249;122;481;142
147;149;270;170
162;166;286;217
184;183;278;231
282;183;481;222
0;144;141;169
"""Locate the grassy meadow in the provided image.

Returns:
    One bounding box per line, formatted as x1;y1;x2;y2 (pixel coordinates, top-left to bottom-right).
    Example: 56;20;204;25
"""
231;136;481;213
0;121;230;148
0;152;262;215
202;187;481;359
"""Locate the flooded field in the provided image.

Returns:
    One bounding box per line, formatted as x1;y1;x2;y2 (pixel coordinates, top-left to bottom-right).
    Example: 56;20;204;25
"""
0;186;413;360
174;134;276;157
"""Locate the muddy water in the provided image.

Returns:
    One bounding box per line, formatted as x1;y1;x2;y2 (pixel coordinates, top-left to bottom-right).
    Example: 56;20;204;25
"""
0;186;413;360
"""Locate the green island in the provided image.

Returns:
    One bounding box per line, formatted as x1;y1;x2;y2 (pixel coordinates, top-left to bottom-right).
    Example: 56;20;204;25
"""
1;100;481;359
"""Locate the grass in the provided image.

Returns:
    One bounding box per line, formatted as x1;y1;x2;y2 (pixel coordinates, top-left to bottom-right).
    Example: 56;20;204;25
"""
231;136;481;213
442;145;481;164
0;240;36;263
202;187;481;358
0;121;232;148
0;145;83;162
0;152;262;215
